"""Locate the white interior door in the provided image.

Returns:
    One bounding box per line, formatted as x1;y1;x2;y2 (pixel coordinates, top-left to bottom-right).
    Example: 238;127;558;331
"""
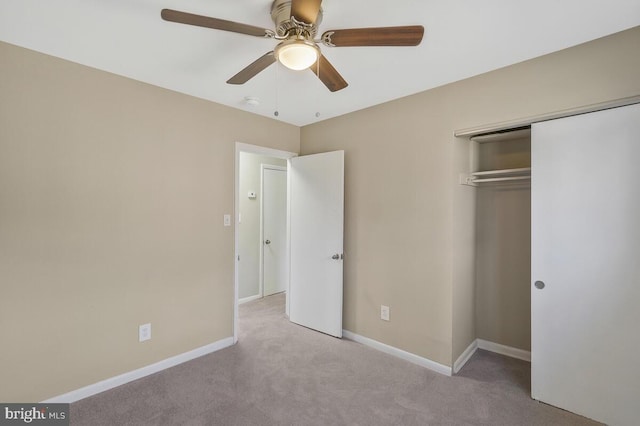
289;150;344;337
262;166;287;296
531;103;640;425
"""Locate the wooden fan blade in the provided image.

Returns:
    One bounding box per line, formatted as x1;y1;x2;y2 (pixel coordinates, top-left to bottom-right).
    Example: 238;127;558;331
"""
310;54;348;92
227;52;277;85
290;0;322;25
322;26;424;47
161;9;272;37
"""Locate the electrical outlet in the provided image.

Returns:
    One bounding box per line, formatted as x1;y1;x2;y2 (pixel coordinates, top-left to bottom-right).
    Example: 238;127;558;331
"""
139;323;151;342
381;305;390;321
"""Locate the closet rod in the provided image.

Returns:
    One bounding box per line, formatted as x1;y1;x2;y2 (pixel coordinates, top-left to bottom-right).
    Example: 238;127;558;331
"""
472;176;531;183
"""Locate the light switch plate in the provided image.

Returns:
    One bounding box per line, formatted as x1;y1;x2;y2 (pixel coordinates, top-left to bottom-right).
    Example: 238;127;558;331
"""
381;305;390;321
139;323;151;342
224;214;231;227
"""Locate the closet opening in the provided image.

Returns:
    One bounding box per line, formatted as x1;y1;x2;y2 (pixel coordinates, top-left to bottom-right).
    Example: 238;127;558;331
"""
468;127;532;356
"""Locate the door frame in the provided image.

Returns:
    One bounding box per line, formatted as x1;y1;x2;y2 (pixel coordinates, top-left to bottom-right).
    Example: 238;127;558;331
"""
259;164;287;298
234;142;296;344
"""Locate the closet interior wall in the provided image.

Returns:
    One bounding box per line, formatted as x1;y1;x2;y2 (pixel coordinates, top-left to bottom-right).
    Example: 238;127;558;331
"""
473;133;531;352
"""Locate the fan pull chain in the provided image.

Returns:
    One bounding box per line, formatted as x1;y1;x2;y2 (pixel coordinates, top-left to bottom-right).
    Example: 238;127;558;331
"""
274;61;279;117
315;59;321;118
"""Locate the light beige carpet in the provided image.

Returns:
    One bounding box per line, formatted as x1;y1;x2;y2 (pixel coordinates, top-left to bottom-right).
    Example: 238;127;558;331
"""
71;293;599;425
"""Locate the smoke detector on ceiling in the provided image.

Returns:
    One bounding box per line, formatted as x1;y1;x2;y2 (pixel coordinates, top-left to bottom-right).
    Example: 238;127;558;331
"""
244;96;260;107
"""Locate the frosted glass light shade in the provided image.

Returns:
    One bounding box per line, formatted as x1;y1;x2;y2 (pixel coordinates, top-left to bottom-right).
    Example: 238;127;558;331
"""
276;40;319;71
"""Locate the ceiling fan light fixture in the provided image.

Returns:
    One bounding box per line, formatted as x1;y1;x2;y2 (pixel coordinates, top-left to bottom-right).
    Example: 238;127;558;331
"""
275;38;319;71
162;5;424;93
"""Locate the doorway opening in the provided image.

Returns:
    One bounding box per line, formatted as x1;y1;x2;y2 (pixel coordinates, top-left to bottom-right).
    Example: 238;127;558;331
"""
234;143;296;343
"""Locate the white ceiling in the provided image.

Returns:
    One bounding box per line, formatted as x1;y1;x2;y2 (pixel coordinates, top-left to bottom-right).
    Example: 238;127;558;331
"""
1;0;639;126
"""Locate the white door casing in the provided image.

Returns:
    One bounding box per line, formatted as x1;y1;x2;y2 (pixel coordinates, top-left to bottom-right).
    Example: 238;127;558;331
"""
531;103;640;425
288;150;344;338
261;166;287;296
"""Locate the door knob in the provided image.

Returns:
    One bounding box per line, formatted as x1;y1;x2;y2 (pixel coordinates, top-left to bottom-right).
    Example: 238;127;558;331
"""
265;240;271;245
331;254;340;260
534;280;545;289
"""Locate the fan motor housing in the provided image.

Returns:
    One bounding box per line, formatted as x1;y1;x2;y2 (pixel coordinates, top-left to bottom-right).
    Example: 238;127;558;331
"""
271;0;322;37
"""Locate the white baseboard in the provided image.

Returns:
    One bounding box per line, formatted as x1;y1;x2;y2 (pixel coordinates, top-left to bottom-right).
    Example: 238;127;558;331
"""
342;330;452;376
239;294;261;305
477;339;531;362
42;337;235;403
454;339;531;374
453;340;478;374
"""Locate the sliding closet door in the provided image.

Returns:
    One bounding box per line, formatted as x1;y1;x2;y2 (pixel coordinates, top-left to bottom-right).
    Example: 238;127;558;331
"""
531;103;640;425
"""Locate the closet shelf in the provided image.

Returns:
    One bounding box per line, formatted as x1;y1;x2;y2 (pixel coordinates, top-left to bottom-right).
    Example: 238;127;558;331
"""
461;167;531;186
471;167;531;177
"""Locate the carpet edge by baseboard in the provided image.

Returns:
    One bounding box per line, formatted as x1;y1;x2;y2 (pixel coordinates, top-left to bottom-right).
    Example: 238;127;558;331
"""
453;339;531;374
342;330;452;376
477;339;531;362
453;340;479;374
41;336;235;403
239;294;261;305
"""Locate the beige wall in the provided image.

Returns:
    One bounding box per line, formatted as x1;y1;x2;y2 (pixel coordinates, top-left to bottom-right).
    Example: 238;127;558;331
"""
301;91;456;366
238;153;287;299
451;136;476;363
0;41;299;402
301;26;640;366
475;184;531;350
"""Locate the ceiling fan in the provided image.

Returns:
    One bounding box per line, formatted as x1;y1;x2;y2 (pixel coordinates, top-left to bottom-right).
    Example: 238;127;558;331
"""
161;0;424;92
